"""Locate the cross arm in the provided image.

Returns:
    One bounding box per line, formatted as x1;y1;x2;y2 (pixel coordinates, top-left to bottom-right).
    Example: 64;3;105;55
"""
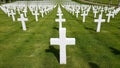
66;38;75;45
50;38;60;45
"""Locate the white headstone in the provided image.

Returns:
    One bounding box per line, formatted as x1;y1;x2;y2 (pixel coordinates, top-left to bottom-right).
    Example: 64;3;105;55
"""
17;14;28;31
93;10;98;18
55;13;66;28
81;11;87;22
44;7;47;15
33;11;39;22
50;28;75;64
40;9;44;18
9;10;16;21
100;9;104;15
94;14;105;32
7;9;10;17
58;6;62;14
23;8;27;17
75;9;80;18
17;8;21;14
72;7;75;15
106;11;114;23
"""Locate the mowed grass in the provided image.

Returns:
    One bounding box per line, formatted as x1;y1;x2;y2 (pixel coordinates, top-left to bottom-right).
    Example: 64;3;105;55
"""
0;5;120;68
92;0;118;5
73;0;119;5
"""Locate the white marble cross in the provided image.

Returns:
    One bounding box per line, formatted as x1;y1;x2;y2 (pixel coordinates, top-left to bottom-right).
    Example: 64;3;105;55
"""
106;11;114;23
104;7;108;13
30;9;34;15
55;13;66;28
75;9;80;18
50;28;75;64
72;8;75;15
100;9;104;15
94;14;105;32
9;10;16;21
44;8;47;15
81;11;87;22
40;9;44;18
17;8;21;14
23;8;27;17
33;11;39;22
7;9;10;17
93;10;98;18
17;14;28;31
58;6;62;14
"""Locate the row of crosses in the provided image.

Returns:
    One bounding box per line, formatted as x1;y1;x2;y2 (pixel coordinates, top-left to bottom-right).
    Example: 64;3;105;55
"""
50;6;76;64
62;5;115;32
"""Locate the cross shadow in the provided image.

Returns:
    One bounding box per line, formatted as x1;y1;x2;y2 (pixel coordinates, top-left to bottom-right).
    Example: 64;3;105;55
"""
53;27;59;31
88;62;99;68
84;27;96;32
20;26;29;29
76;18;82;23
109;47;120;55
45;46;59;62
89;15;94;19
118;27;120;29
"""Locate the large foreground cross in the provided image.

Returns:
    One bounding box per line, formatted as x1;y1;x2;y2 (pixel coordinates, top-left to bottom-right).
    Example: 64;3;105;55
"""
50;28;75;64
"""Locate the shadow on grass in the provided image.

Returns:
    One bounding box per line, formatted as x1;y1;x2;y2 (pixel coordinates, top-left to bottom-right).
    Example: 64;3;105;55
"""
76;18;82;23
45;46;59;63
89;15;94;19
20;26;29;29
109;47;120;55
84;26;96;32
118;27;120;29
53;27;59;31
88;62;99;68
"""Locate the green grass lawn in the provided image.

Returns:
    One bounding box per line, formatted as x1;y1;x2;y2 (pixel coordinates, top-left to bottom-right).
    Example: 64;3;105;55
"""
73;0;119;6
92;0;118;5
0;5;120;68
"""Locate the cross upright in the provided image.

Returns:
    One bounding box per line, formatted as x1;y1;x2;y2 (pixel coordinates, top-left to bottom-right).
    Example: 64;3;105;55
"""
30;7;34;15
50;28;75;64
9;10;16;21
81;11;87;22
93;10;98;18
106;11;114;23
72;8;75;15
55;13;66;29
75;9;80;18
100;9;104;15
94;14;105;32
58;6;62;14
104;7;108;13
55;7;66;28
33;10;39;22
44;7;47;15
40;9;44;18
17;14;28;31
17;8;21;14
7;9;10;17
23;8;27;17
